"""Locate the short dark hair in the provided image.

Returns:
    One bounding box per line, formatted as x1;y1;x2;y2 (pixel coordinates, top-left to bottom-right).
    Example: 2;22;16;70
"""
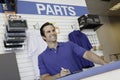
40;22;54;36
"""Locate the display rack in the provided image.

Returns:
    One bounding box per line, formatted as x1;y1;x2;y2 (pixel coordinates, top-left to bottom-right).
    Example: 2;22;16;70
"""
3;14;28;49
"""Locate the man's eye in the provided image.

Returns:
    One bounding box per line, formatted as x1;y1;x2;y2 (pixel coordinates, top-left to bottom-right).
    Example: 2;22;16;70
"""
46;31;50;33
53;29;55;32
48;31;51;33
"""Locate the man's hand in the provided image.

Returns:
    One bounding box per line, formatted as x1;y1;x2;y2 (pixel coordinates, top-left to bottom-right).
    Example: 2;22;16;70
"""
60;67;71;77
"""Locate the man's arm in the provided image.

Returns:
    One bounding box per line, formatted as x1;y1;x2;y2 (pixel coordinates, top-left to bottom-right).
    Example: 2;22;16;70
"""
83;51;107;65
41;73;60;80
41;68;70;80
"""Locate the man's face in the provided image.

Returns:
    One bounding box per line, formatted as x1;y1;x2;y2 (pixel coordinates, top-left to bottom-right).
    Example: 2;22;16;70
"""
42;25;57;42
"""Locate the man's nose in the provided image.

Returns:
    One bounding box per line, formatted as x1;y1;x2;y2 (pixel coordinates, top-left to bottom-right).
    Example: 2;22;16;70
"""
51;31;56;34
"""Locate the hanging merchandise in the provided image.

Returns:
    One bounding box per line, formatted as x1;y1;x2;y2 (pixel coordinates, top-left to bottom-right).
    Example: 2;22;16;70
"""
7;19;27;31
3;14;28;49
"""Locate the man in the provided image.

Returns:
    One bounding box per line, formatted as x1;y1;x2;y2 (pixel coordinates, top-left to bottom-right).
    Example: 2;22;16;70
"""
38;22;107;80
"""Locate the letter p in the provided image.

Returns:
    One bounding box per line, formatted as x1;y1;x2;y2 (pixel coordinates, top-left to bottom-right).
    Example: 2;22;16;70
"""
36;4;45;14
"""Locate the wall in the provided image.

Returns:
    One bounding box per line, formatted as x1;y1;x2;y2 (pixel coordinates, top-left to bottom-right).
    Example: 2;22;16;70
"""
96;16;120;62
109;16;120;49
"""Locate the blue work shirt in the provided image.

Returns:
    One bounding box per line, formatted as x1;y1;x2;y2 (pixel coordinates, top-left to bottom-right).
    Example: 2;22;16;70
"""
69;30;94;68
38;41;86;76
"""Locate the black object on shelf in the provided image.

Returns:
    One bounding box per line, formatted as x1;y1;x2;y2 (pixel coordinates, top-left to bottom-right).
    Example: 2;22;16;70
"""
5;25;26;38
78;14;103;31
5;33;26;37
4;41;23;48
8;20;28;31
6;25;26;33
4;38;25;43
4;18;27;49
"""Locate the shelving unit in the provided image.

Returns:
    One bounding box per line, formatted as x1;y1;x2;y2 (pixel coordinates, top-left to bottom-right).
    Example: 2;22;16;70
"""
3;15;28;49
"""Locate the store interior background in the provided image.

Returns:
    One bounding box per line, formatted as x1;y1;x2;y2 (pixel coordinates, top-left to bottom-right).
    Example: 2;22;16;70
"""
0;0;120;80
85;0;120;62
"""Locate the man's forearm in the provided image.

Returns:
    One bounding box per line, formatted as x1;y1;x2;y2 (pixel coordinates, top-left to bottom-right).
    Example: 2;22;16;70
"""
83;51;107;65
41;73;60;80
41;68;71;80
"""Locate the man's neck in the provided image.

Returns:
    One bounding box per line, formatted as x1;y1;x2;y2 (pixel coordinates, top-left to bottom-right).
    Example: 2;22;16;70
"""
47;41;58;49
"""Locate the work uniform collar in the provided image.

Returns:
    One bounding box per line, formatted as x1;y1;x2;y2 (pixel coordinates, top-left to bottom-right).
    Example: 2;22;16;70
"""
47;42;63;50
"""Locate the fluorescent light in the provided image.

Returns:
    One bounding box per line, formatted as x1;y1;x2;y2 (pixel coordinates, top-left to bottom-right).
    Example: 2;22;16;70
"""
109;2;120;11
